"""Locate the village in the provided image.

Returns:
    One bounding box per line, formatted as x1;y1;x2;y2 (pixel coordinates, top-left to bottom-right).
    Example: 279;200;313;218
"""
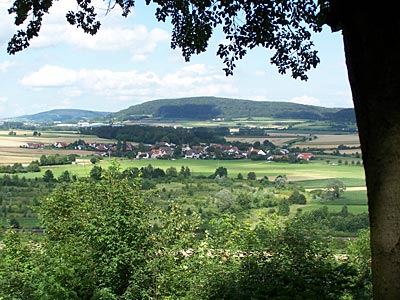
22;139;315;162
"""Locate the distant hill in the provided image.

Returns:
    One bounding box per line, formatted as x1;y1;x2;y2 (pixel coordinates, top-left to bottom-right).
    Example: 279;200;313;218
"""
16;109;111;123
12;97;356;124
327;108;357;123
112;96;355;122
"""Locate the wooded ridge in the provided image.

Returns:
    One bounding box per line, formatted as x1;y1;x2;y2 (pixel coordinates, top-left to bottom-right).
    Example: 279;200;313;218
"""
9;97;356;123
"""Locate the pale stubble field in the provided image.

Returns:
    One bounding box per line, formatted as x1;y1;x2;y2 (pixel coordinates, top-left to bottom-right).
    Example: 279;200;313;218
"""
0;130;114;164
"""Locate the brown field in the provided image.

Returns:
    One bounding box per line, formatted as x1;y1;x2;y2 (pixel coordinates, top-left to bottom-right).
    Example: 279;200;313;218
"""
0;148;99;164
225;136;299;146
324;148;361;155
226;133;308;147
294;134;360;149
0;130;114;164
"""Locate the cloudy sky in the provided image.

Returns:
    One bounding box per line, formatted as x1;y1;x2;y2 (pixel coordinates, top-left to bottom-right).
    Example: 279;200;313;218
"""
0;0;352;118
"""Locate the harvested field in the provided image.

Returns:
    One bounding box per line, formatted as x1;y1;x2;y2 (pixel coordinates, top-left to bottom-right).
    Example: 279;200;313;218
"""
294;134;360;149
225;133;307;146
0;148;99;164
0;130;112;164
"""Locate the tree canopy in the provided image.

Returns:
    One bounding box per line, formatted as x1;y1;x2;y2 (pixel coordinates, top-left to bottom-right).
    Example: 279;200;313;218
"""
8;0;321;79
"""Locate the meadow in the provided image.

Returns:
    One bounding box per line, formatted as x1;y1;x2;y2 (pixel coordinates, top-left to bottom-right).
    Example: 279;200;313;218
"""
26;157;365;184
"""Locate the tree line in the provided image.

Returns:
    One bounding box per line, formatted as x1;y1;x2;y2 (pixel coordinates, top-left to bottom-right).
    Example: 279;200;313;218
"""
80;125;228;145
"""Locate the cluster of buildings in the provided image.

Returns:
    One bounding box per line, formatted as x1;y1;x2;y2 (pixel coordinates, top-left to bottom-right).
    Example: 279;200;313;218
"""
22;140;314;162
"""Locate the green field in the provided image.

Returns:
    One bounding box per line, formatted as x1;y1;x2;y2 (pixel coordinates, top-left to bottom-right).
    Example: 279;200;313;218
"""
19;158;365;188
303;190;368;214
49;158;365;183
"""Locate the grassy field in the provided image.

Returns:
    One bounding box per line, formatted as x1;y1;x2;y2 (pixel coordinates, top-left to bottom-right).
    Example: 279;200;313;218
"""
295;177;366;188
30;158;365;183
161;117;309;129
301;190;369;214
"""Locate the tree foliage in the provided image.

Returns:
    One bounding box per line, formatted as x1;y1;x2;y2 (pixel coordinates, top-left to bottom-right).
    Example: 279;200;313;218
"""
0;166;371;300
81;125;227;145
325;178;346;199
7;0;321;80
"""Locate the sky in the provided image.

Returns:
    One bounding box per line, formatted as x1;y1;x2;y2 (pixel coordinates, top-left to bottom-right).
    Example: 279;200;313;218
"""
0;0;352;119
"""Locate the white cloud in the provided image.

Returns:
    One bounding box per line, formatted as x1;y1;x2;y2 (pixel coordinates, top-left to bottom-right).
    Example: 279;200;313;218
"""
21;0;170;60
20;65;79;87
0;61;15;72
132;54;148;62
19;64;238;107
254;70;267;77
60;26;169;53
0;97;7;113
60;87;83;98
0;2;16;49
289;95;322;106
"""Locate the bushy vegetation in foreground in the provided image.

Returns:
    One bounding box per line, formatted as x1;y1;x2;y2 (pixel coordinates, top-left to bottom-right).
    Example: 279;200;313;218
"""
0;165;371;299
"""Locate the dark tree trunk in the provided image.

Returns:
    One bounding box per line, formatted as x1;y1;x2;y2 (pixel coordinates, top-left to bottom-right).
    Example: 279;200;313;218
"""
341;4;400;299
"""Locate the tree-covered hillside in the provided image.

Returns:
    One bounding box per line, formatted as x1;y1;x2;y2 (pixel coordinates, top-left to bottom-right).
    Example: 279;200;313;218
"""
9;98;355;123
111;97;353;121
16;109;111;123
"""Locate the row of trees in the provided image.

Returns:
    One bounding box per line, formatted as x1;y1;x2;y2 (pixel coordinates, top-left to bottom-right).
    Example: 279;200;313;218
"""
39;154;76;166
0;162;40;174
90;165;192;182
80;125;228;145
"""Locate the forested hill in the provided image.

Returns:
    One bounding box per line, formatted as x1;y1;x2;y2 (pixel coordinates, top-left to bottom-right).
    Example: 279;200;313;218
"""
16;109;111;123
12;97;355;123
112;97;355;122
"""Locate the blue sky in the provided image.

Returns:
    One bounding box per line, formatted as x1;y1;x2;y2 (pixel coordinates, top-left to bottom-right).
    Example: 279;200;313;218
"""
0;0;352;118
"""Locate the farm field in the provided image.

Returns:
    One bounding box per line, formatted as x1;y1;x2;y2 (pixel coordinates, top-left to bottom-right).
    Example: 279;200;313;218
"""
0;129;115;163
225;134;305;146
294;133;360;149
129;117;309;129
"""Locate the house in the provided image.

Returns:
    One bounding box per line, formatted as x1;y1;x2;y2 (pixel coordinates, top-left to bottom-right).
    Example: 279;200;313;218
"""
95;144;108;151
151;149;163;159
248;147;267;156
267;154;287;161
158;141;176;148
280;149;290;155
159;147;175;157
125;144;133;152
136;151;150;159
24;142;44;149
297;153;314;161
184;149;201;159
54;141;70;148
181;144;192;152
